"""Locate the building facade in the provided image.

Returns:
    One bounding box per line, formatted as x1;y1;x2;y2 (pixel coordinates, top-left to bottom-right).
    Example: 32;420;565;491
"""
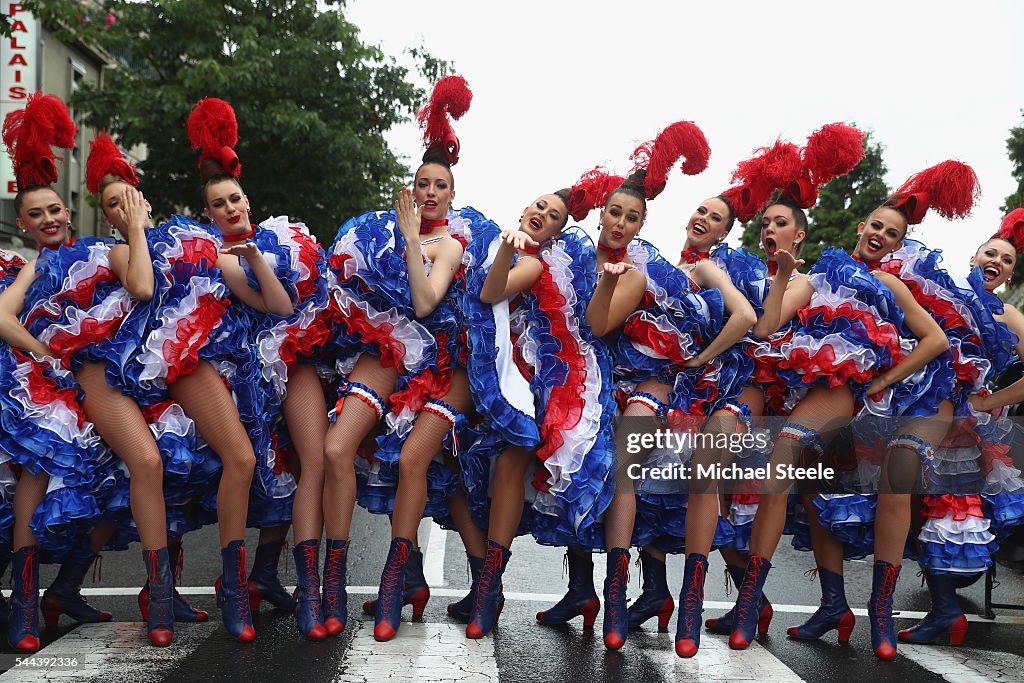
2;2;113;256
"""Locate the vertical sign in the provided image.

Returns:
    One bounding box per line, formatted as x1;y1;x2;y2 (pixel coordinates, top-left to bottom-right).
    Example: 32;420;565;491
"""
1;2;40;198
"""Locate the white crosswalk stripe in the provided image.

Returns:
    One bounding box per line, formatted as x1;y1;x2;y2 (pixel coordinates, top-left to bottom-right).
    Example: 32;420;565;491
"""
631;631;806;682
335;621;498;682
897;644;1024;683
0;622;218;682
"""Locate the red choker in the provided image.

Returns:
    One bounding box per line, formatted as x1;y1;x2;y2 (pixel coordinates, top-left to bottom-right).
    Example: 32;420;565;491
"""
599;242;627;263
680;247;710;264
37;237;75;252
520;243;540;256
853;254;882;271
420;218;448;235
223;227;255;244
768;261;778;276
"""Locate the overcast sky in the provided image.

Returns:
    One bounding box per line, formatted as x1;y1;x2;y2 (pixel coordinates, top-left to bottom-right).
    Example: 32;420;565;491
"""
348;0;1024;278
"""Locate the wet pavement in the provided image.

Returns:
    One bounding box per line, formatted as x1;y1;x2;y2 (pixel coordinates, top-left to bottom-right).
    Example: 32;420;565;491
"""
2;508;1023;682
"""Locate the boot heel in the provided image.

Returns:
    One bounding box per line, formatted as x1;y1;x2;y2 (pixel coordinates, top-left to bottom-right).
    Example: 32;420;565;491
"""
657;598;674;632
949;614;967;646
581;598;600;628
40;602;61;628
248;584;263;615
758;602;774;635
837;610;855;643
410;587;430;620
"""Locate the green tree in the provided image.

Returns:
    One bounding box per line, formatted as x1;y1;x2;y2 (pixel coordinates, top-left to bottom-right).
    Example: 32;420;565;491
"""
22;0;448;244
739;129;890;268
1004;109;1024;213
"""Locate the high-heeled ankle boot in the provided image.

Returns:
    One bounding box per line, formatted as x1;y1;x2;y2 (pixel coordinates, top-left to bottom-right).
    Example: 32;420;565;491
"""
449;554;487;622
705;561;774;635
322;538;349;636
675;553;708;658
374;537;414;642
216;540;256;642
143;548;174;647
139;541;209;622
898;569;966;645
466;540;511;639
627;549;673;632
537;549;599;627
602;547;630;650
868;560;901;660
293;539;326;640
787;567;855;642
40;547;113;627
364;547;430;621
729;555;773;650
248;538;295;612
8;546;40;653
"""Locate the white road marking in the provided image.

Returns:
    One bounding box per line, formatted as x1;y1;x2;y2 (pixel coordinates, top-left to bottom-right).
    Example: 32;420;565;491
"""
421;519;447;588
632;628;806;681
0;622;217;682
898;644;1024;682
334;620;497;682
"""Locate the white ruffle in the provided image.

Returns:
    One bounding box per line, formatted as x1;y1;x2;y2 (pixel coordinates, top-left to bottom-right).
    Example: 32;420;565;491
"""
918;513;994;546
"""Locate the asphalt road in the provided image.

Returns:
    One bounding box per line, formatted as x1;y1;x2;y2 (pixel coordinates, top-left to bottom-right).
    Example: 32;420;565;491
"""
1;507;1023;682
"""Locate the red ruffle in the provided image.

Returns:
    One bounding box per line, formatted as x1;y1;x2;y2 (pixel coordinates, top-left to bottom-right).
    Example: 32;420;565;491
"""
337;303;407;370
47;315;126;366
389;330;454;418
531;263;586;464
279;311;333;369
920;493;984;521
980;441;1013;472
622;318;695;368
162;294;231;383
11;347;86;428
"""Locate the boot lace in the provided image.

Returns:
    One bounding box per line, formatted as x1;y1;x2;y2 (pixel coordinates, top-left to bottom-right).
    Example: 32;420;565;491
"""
473;546;504;615
605;553;630;624
323;545;347;615
380;541;410;614
298;544;322;620
21;548;37;633
174;545;184;583
873;565;900;637
734;556;767;627
147;550;171;624
235;547;252;624
682;560;706;635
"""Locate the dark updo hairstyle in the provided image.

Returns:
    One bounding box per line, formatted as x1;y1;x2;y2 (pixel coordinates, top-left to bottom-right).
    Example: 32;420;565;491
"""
186;97;244;203
2;92;77;214
714;194;738;233
877;160;980;235
415;75;473;190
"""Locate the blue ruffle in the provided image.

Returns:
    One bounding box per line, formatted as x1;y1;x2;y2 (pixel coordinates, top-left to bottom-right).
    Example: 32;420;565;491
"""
711;243;769;317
